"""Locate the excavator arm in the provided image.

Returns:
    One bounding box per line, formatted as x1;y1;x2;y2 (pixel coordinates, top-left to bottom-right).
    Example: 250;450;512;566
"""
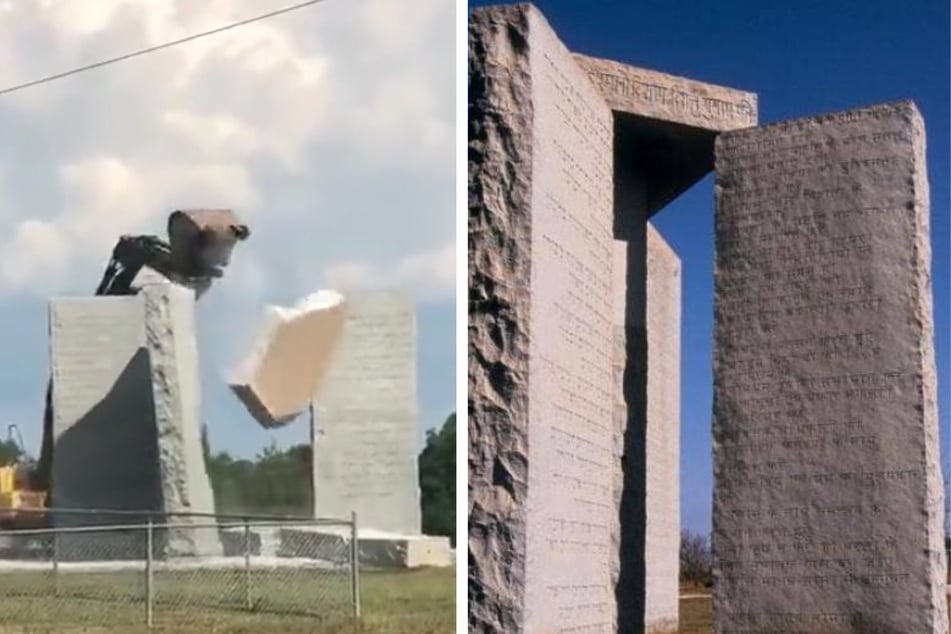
31;210;250;503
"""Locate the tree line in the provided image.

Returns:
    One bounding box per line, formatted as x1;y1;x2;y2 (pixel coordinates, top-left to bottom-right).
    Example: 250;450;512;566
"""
200;412;456;545
0;413;456;547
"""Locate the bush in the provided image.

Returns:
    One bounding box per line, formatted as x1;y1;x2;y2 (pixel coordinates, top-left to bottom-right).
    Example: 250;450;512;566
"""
680;529;712;587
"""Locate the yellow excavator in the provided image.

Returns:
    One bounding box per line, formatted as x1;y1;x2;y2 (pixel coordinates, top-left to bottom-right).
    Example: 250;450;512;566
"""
0;210;249;529
0;425;46;530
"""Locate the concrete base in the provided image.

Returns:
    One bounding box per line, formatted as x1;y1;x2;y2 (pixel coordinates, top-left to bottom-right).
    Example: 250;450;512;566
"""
221;526;453;569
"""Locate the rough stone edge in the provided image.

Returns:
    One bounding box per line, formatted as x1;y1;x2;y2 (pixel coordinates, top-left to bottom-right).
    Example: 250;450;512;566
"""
909;104;950;634
712;100;949;633
142;282;222;557
574;53;759;131
468;4;534;633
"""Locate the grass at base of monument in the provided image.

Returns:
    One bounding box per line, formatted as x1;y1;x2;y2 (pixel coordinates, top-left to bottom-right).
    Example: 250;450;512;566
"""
0;566;454;634
678;596;712;634
676;596;951;634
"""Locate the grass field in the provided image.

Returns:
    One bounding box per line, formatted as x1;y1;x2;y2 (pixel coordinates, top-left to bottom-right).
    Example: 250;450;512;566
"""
678;596;712;634
676;594;951;634
0;565;455;633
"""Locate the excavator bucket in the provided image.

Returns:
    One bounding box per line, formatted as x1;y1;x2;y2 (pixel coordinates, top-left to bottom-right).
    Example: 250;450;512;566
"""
167;209;250;279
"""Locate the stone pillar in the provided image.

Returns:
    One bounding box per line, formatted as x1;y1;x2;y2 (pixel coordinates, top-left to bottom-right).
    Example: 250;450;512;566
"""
712;101;947;633
311;291;422;534
644;225;681;632
142;282;221;557
49;282;221;559
469;5;617;633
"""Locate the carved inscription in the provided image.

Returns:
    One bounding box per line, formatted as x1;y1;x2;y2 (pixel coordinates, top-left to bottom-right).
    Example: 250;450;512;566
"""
574;54;758;131
50;299;147;424
312;293;420;533
712;103;947;631
526;23;614;634
587;71;755;126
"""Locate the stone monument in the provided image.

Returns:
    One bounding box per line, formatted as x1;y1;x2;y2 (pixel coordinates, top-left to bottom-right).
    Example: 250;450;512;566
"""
469;3;947;633
468;4;755;632
260;290;451;569
712;102;948;633
311;291;421;533
50;281;221;558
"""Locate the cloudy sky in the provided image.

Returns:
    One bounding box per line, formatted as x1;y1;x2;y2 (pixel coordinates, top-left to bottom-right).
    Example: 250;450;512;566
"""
0;0;456;457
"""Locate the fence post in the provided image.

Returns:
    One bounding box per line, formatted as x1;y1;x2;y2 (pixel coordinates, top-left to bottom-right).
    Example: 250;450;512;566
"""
350;511;360;619
52;530;59;597
244;518;252;611
146;518;153;628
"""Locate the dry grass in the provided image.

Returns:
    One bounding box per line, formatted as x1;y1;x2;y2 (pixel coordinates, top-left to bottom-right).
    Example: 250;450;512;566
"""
0;566;455;634
676;594;951;634
678;596;712;634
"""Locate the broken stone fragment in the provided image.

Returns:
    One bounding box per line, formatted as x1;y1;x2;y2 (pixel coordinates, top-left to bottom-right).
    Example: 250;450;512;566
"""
229;290;347;428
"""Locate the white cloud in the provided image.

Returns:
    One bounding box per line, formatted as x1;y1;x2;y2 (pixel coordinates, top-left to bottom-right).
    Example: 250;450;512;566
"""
322;241;455;302
0;0;455;455
0;0;453;297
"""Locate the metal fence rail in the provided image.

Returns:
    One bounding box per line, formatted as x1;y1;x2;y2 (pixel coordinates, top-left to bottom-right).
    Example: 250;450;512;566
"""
0;510;360;629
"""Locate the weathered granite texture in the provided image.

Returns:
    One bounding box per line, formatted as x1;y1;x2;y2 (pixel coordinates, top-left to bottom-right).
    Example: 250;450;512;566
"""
469;4;617;632
578;55;758;216
470;4;756;633
229;291;348;428
644;225;681;633
576;54;757;132
712;101;947;633
50;283;221;559
312;291;421;535
142;282;221;557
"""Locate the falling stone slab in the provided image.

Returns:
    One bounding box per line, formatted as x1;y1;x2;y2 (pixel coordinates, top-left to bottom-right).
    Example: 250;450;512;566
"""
229;291;348;427
712;101;948;633
312;291;421;535
50;283;221;559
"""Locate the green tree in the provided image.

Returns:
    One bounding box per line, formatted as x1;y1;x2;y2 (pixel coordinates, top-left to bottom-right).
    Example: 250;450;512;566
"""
0;439;22;466
419;413;455;545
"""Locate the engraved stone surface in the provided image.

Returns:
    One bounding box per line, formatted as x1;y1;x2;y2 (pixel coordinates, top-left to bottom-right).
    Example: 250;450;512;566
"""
644;225;681;632
712;101;947;633
50;285;221;558
50;297;159;515
311;291;421;535
469;4;617;632
229;291;348;428
576;54;757;132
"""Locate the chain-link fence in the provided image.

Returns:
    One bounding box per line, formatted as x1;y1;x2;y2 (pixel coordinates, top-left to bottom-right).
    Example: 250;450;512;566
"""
0;508;359;629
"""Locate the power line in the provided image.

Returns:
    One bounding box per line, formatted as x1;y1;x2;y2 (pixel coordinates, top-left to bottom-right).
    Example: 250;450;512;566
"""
0;0;329;97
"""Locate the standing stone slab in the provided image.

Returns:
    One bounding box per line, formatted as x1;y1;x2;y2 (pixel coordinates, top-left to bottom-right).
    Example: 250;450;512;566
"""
469;4;618;632
142;282;221;556
312;291;421;534
712;101;947;633
644;225;681;632
50;284;221;558
50;297;159;515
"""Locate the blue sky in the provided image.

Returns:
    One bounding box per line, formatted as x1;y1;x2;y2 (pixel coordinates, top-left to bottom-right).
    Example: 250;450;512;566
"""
470;0;950;534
